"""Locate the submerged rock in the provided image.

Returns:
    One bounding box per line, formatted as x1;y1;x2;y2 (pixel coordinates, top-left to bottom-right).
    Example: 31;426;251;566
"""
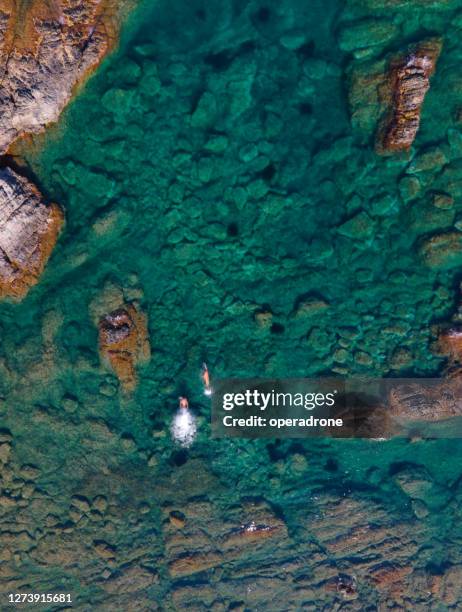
0;0;128;152
394;466;436;500
0;167;63;299
377;39;442;153
337;211;375;241
293;296;329;318
164;499;288;579
407;147;448;173
325;574;358;600
339;18;398;53
347;58;387;136
419;231;462;269
98;303;150;391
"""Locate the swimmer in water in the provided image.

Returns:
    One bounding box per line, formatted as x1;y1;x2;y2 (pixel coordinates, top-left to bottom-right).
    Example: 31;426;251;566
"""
201;363;212;396
179;396;189;410
171;396;196;447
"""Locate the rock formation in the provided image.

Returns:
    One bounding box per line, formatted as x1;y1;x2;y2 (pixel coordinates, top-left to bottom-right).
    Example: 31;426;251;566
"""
99;303;150;391
438;327;462;364
434;283;462;365
0;167;63;299
0;0;129;153
377;38;442;153
333;374;462;437
163;479;456;610
419;231;462;270
164;498;288;579
388;379;462;423
0;0;131;300
386;288;462;430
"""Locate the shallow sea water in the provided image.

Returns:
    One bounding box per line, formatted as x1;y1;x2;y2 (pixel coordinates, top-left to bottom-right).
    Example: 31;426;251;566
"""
2;0;462;608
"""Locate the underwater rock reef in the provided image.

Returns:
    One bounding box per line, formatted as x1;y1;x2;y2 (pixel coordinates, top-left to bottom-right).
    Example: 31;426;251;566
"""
0;167;63;299
99;304;150;392
0;0;462;609
0;425;462;610
91;280;151;392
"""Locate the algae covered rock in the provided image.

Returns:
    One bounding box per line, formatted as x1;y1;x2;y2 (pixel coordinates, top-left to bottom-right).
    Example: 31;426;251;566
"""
347;58;387;136
190;92;217;128
432;192;454;209
399;175;422;201
419;231;462;269
393;465;449;511
408;200;454;234
407;147;448;173
337;211;375;241
293;296;330;318
0;167;63;299
338;18;398;53
99;303;150;391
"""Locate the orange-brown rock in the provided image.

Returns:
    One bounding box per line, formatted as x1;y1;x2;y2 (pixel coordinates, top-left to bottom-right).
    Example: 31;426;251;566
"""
0;167;63;299
223;522;281;546
222;507;287;551
370;563;413;590
388;379;462;422
163;499;288;579
168;552;222;578
377;38;442;153
102;564;158;594
98;303;150;391
0;0;131;153
225;502;288;550
435;565;462;606
438;327;462;363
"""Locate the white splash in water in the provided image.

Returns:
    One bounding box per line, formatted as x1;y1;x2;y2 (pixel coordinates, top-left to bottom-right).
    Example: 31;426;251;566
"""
171;408;197;448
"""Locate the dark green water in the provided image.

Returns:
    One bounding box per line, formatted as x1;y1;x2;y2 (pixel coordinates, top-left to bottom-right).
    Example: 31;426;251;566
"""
2;0;462;608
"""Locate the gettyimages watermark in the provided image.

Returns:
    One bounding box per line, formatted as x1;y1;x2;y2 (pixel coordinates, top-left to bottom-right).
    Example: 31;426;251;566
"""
211;378;462;439
222;389;337;411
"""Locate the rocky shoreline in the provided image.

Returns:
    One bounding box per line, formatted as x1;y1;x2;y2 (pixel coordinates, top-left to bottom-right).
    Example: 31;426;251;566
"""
0;167;63;299
0;0;130;300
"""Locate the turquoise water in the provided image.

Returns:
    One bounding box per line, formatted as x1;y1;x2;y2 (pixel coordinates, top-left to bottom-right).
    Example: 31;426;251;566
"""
1;0;462;608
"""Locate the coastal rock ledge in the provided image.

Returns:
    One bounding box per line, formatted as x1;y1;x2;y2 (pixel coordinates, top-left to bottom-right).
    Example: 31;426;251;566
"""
0;167;63;299
0;0;129;299
0;0;127;152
